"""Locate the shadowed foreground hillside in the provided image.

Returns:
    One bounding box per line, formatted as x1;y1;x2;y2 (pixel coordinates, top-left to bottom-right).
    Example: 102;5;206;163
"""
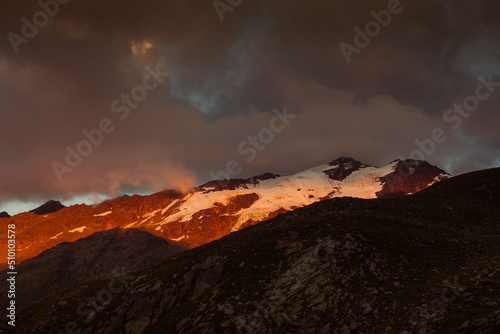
0;228;186;311
3;168;500;333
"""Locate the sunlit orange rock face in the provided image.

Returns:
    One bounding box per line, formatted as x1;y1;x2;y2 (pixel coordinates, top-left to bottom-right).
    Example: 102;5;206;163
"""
0;158;449;269
162;193;260;247
376;160;450;197
0;191;182;269
0;191;264;269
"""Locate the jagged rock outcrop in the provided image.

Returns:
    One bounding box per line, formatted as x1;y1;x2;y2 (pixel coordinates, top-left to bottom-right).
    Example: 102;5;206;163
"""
29;200;66;215
323;156;372;181
198;173;281;192
376;159;449;198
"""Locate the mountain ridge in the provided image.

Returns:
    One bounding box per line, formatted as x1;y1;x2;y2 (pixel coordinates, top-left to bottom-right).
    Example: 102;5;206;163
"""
0;157;449;270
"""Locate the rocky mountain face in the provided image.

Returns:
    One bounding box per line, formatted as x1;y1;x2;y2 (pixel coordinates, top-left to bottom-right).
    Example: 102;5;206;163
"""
322;156;372;181
0;191;183;270
29;200;66;215
0;158;448;270
7;167;499;334
376;159;450;198
0;211;9;218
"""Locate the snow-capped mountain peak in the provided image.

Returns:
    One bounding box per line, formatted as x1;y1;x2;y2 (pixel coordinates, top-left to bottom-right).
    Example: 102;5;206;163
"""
0;157;449;269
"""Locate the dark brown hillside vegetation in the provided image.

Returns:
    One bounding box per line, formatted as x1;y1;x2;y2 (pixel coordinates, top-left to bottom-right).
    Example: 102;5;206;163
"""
5;167;499;333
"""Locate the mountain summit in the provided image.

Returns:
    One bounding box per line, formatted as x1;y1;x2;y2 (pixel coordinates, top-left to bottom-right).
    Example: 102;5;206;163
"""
30;200;66;215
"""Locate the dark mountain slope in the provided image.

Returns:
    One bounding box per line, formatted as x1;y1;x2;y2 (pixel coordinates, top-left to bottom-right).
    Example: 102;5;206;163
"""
0;228;186;311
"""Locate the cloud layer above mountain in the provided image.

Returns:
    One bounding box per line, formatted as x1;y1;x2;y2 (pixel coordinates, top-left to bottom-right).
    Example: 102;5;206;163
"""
1;0;499;204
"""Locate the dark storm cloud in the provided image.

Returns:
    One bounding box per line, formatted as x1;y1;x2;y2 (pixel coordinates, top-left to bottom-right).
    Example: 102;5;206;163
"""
0;0;499;205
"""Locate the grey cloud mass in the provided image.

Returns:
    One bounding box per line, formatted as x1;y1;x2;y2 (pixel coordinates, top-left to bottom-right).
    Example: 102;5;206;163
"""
0;0;499;206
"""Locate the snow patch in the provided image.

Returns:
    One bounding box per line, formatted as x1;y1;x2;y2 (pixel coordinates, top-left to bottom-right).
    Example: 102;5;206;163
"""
124;221;139;229
426;173;450;187
94;211;112;217
161;199;179;215
19;244;32;251
69;226;86;233
337;161;398;198
50;232;63;239
157;192;234;226
141;209;161;223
